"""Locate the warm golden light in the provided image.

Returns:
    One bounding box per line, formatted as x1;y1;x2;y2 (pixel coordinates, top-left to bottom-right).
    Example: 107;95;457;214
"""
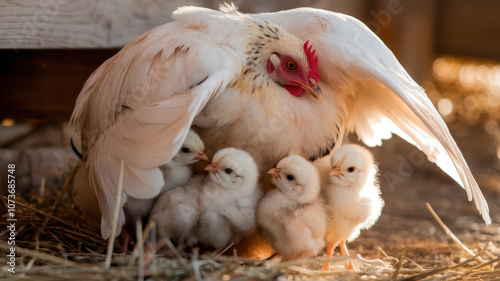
1;118;15;126
437;98;453;117
432;58;449;77
485;120;499;135
432;56;500;127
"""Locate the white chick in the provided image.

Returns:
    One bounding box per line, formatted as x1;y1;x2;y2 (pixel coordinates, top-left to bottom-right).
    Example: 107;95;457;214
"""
197;148;261;249
150;175;204;246
257;155;327;260
159;129;209;192
124;129;208;232
321;144;384;270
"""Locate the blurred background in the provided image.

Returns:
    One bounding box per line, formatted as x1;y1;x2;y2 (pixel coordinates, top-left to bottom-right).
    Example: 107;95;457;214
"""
1;0;500;258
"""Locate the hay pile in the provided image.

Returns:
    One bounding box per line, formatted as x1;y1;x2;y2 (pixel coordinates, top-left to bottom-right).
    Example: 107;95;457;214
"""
1;169;499;281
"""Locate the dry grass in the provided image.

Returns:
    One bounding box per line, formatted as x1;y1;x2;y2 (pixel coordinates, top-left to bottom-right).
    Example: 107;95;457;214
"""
1;168;499;281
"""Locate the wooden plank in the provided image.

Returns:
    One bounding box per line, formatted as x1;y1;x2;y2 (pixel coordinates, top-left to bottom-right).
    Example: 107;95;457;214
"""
1;0;371;49
0;49;119;120
0;0;200;49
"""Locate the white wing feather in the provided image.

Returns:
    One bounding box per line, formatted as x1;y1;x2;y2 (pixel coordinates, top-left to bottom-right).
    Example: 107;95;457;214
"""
256;8;490;224
70;8;243;238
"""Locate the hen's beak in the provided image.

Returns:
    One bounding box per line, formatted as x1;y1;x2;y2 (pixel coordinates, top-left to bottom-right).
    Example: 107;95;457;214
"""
329;165;343;177
195;151;209;161
267;168;282;179
291;78;323;102
306;78;323;102
204;163;219;174
296;78;322;102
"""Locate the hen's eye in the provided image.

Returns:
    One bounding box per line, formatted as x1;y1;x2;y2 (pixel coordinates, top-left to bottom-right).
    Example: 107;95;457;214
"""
286;174;294;181
225;168;233;174
347;167;355;173
285;60;297;71
181;147;190;153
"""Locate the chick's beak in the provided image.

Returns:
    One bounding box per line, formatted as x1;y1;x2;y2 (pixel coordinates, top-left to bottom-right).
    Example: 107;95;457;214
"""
204;163;219;174
267;168;282;179
329;166;343;177
195;151;209;161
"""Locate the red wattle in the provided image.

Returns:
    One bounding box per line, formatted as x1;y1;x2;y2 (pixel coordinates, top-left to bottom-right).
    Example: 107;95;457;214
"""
285;85;304;97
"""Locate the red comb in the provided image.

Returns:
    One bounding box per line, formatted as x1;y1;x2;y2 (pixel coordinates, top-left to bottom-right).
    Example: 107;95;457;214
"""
304;40;320;83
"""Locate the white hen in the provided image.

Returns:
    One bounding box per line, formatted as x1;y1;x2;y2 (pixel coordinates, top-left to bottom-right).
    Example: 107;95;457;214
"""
258;155;327;260
70;4;490;239
197;148;261;249
321;144;384;270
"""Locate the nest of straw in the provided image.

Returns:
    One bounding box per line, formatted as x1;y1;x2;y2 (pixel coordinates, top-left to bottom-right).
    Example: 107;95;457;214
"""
1;169;499;281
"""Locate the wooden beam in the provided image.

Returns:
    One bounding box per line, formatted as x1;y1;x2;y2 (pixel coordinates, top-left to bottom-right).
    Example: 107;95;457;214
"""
0;0;374;50
0;49;118;120
0;0;200;49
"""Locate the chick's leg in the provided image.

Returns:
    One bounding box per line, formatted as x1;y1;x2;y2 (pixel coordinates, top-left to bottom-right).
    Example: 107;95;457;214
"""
322;242;339;270
339;240;356;270
120;226;133;253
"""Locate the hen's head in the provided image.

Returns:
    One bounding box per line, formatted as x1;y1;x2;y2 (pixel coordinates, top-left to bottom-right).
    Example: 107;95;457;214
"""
267;41;321;100
247;23;322;101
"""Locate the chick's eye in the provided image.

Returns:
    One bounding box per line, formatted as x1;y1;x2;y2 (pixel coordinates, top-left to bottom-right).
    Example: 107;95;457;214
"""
225;168;233;174
286;174;294;181
347;167;355;173
285;59;297;71
181;147;190;153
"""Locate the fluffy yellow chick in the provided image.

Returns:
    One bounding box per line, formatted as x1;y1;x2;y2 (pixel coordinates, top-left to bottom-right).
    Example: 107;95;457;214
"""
321;144;384;270
258;155;327;260
197;148;262;249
